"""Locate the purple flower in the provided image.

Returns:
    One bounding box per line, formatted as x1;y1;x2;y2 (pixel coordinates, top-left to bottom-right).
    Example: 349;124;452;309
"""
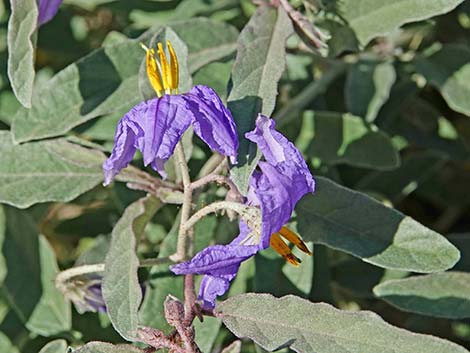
102;42;238;185
171;115;315;309
37;0;63;26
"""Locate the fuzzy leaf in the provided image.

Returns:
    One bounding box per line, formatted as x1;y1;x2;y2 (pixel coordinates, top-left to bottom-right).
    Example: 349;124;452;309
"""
0;132;106;208
12;18;239;143
340;0;465;46
228;5;293;194
217;293;469;353
38;339;68;353
103;195;161;341
7;0;38;108
296;177;460;273
373;272;470;319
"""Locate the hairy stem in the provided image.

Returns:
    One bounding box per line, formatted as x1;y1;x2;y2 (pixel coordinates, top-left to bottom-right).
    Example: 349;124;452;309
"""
171;142;193;262
183;201;251;232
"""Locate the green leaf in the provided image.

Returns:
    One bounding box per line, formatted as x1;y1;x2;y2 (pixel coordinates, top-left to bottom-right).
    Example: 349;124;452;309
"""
12;18;239;143
73;342;143;353
345;61;396;122
1;207;71;336
228;5;293;194
0;131;106;208
103;195;161;341
339;0;465;46
216;293;469;353
302;111;400;170
373;272;470;319
194;316;221;353
140;214;215;331
355;151;446;202
140;215;183;332
0;207;5;287
38;339;68;353
415;44;470;117
221;340;242;353
7;0;38;108
26;236;72;336
0;332;19;353
296;177;460;273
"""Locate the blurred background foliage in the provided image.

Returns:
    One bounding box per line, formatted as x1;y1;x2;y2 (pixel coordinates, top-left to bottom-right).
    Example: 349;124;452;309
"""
0;0;469;352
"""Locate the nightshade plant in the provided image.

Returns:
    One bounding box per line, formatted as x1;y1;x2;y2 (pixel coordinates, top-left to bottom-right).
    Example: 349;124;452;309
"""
1;1;470;353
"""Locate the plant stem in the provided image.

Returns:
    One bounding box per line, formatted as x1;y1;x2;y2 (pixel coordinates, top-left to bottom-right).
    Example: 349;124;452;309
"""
183;201;251;232
171;142;193;262
190;174;237;193
197;153;225;178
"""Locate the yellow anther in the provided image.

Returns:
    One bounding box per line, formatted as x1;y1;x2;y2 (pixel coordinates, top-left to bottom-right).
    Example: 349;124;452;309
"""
141;42;163;97
270;233;301;267
167;40;179;93
157;42;172;93
278;226;312;256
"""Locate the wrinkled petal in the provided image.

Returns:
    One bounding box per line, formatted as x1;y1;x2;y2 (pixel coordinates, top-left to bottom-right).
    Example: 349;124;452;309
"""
245;115;315;248
103;96;193;183
198;275;232;310
170;224;258;308
170;243;258;277
103;113;142;186
137;95;193;177
37;0;62;26
183;85;238;161
246;114;315;189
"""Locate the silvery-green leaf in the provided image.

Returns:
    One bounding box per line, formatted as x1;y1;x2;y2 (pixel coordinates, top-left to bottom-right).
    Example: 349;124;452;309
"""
0;131;106;208
373;272;470;319
7;0;38;108
103;195;161;341
340;0;465;46
12;18;238;143
73;342;143;353
228;5;293;195
296;177;460;273
217;293;469;353
0;207;5;286
0;332;19;353
38;339;68;353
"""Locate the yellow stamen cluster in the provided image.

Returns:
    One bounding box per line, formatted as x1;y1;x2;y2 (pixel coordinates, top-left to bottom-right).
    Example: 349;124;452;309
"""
140;40;179;97
270;226;312;267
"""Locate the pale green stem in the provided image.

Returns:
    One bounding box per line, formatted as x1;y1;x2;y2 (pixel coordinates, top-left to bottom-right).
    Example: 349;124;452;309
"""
171;141;193;262
183;201;251;233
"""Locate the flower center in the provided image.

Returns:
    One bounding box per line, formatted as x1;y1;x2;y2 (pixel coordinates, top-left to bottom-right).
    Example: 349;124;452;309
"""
140;40;179;97
270;226;312;266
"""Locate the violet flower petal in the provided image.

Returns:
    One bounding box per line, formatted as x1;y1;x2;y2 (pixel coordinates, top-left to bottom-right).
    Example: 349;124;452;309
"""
37;0;62;26
170;224;258;309
103;113;142;186
198;274;233;310
138;95;193;177
184;85;238;161
245;115;315;248
103;96;193;183
170;243;258;277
